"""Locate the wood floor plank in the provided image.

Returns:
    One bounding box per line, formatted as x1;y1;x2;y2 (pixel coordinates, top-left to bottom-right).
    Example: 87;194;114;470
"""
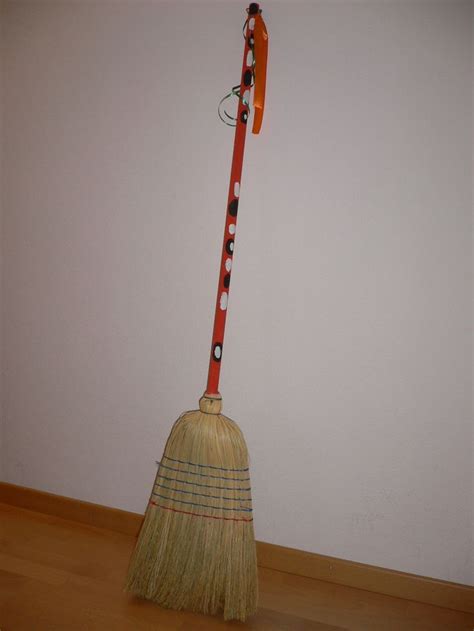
0;552;69;587
0;503;473;630
2;483;472;615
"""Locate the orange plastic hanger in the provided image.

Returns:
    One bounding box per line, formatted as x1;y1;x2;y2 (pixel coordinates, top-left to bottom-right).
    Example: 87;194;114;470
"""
251;12;268;134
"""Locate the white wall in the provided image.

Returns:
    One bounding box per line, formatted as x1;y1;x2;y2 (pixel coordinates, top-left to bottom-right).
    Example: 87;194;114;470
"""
471;3;474;587
0;1;4;480
1;0;472;586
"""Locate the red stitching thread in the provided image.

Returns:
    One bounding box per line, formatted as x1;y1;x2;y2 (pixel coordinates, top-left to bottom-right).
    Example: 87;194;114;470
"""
149;500;253;523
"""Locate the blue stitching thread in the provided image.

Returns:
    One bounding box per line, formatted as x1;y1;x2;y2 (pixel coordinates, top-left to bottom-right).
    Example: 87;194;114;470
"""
154;481;252;503
152;491;253;512
157;461;250;482
157;472;251;492
163;455;249;473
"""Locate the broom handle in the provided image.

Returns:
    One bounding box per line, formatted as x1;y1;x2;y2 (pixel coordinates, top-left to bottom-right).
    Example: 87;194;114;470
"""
205;3;261;397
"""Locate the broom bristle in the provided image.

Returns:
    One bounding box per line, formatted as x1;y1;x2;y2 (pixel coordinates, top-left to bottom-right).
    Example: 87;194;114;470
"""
125;394;258;621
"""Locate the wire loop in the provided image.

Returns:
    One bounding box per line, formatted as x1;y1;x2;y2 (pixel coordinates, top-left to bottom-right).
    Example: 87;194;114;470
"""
217;19;256;128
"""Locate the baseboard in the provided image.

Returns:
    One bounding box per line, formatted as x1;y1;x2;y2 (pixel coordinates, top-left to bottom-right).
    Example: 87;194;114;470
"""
1;481;472;614
257;542;474;614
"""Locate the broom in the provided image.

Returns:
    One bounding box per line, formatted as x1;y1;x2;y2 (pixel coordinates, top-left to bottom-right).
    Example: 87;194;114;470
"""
125;3;268;622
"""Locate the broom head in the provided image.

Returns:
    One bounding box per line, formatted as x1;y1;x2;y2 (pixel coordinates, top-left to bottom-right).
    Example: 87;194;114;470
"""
125;393;258;621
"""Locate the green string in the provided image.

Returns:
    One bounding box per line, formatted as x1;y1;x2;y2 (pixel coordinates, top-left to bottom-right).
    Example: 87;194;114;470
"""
218;84;242;127
217;19;256;128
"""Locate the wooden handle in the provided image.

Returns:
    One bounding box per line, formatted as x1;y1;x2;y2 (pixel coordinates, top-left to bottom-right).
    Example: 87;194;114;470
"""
205;4;265;396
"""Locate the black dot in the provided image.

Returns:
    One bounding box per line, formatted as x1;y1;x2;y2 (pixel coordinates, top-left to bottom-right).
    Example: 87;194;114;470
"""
228;199;239;217
212;343;222;362
243;70;252;86
223;274;231;288
225;239;234;255
240;110;248;124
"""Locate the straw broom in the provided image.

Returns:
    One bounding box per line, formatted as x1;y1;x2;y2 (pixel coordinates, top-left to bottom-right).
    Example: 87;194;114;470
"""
125;3;268;622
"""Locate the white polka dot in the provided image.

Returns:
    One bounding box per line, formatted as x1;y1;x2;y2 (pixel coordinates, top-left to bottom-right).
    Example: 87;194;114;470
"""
246;50;253;67
243;89;250;105
229;224;236;235
249;17;255;30
220;292;228;311
214;346;221;359
225;258;232;272
229;242;234;252
234;182;240;197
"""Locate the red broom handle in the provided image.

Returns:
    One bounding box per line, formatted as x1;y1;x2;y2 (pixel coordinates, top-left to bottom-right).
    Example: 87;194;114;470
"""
205;3;261;396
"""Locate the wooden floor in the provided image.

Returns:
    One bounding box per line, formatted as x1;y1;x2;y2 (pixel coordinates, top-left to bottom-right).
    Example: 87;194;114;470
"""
0;503;473;630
